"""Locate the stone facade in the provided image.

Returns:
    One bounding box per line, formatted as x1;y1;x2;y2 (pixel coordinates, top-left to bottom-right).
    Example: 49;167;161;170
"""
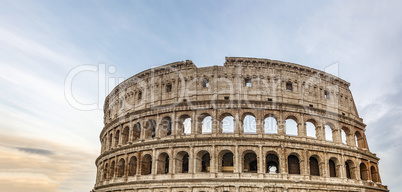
93;57;388;192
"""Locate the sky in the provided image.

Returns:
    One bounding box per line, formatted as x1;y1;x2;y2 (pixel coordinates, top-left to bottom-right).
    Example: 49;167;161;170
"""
0;0;401;191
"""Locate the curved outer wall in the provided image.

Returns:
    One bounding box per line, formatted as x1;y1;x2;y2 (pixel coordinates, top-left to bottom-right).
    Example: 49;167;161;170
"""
93;57;388;192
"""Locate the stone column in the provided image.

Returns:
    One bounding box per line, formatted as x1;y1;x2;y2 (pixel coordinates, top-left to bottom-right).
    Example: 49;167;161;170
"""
234;145;239;173
190;146;194;174
258;145;263;174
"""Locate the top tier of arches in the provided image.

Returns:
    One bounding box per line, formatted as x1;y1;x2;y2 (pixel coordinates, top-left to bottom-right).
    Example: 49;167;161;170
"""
101;110;369;154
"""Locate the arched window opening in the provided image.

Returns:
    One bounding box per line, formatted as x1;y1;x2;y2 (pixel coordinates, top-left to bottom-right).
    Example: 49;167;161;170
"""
122;126;129;144
201;153;210;172
110;161;115;178
157;153;169;174
266;154;280;173
345;160;356;179
196;150;211;172
166;83;172;92
243;152;257;173
371;166;379;182
309;157;320;176
141;154;152;175
285;118;298;136
128;156;137;176
178;115;191;135
243;115;257;134
360;163;369;180
325;125;333;141
306;122;316;138
202;79;209;88
341;129;347;144
133;122;141;141
222;116;234;133
183;118;192;135
103;163;108;180
117;159;125;177
329;159;337;177
264;116;278;134
288;155;300;174
220;151;234;172
144;120;156;139
114;130;120;147
355;131;365;148
286;82;293;91
202;116;212;134
175;151;189;173
160;117;172;137
137;91;142;100
355;134;359;147
109;133;113;149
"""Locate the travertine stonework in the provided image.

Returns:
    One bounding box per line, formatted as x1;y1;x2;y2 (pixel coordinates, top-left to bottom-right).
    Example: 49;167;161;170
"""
93;57;388;192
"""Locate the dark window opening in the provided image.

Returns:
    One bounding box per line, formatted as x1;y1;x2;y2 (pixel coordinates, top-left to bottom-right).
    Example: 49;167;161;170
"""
309;157;320;176
324;90;330;99
345;162;351;179
268;98;273;102
224;96;229;100
286;82;293;91
203;79;209;88
329;160;336;177
309;104;313;107
182;154;189;173
138;91;142;100
245;78;252;87
166;84;172;92
288;155;300;174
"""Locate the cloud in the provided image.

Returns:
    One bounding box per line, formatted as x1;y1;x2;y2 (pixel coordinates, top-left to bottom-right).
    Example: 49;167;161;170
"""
0;133;98;192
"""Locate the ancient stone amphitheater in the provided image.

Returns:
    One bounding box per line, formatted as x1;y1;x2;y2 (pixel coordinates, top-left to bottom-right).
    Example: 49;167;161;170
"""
93;57;388;192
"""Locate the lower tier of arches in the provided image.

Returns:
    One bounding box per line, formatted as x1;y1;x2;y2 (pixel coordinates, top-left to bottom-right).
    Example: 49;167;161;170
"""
93;178;389;192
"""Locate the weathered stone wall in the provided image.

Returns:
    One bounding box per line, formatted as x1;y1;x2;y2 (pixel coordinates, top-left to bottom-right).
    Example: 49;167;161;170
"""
93;57;388;192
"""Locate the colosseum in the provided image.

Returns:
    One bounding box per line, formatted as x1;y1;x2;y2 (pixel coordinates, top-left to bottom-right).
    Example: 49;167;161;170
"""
93;57;388;192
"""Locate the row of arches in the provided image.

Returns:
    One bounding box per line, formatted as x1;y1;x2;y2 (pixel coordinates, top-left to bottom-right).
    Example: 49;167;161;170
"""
99;150;380;183
102;112;368;152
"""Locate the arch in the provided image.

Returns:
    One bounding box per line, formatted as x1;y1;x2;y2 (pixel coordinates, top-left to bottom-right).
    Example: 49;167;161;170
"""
325;124;333;141
103;163;108;180
128;156;137;176
345;160;356;179
243;151;257;173
144;119;156;139
264;116;278;134
110;160;115;178
243;114;257;134
360;162;369;180
122;126;129;144
157;152;169;174
133;122;141;141
341;129;347;144
199;113;212;134
306;121;316;138
355;131;366;148
141;154;152;175
178;115;191;135
341;126;350;145
219;150;234;172
159;116;172;137
221;113;234;133
371;165;379;182
117;158;125;177
175;151;189;173
196;150;210;172
288;155;300;174
109;133;113;149
266;153;280;173
115;130;120;146
329;159;337;177
309;156;320;176
285;118;298;136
